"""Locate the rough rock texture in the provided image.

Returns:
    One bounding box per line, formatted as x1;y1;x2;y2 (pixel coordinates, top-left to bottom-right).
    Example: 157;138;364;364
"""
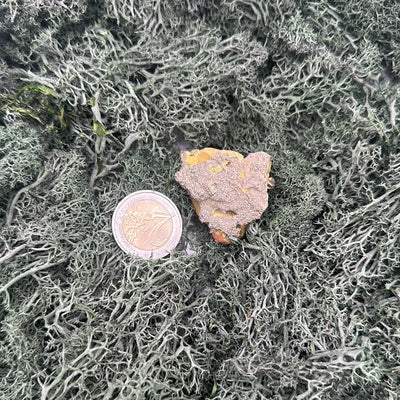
175;148;273;242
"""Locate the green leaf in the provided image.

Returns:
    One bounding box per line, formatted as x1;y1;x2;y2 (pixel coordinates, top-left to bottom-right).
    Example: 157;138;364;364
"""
18;84;57;98
210;374;217;398
93;121;109;138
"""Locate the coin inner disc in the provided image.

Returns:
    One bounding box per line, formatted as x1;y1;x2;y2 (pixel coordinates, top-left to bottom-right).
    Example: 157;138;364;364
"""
122;200;173;251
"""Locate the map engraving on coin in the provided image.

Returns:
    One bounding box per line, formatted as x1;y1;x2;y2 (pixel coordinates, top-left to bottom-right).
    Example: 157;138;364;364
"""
112;191;182;259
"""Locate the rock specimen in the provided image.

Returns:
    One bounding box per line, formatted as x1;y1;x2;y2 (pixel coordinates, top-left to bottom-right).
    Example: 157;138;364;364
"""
175;148;274;244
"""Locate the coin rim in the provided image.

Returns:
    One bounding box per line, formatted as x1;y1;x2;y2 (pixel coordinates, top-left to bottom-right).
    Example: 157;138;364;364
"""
112;190;182;259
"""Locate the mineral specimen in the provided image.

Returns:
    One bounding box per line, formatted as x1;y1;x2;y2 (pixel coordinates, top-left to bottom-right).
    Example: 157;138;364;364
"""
175;148;274;244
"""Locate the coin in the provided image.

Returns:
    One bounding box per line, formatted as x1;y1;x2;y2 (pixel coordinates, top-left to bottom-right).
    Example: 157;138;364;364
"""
112;190;182;259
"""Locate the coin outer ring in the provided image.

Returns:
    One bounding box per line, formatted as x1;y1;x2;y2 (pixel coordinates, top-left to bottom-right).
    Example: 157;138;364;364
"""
112;190;182;259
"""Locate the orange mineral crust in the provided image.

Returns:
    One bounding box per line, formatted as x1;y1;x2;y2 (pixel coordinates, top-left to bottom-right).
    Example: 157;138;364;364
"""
175;148;274;244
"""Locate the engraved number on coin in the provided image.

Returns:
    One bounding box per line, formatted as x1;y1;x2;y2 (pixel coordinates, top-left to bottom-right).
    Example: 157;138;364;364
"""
123;209;172;248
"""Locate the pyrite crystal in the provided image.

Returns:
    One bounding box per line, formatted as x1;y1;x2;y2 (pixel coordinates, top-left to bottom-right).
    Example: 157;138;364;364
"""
175;148;274;244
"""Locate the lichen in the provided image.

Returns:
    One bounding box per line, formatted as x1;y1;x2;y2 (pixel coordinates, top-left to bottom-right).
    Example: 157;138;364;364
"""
0;1;399;399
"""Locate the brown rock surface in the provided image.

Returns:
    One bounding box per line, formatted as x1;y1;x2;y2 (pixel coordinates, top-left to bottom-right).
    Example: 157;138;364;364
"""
175;148;273;243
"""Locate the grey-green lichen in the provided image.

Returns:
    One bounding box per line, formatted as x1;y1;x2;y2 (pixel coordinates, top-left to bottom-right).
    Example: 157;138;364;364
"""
0;1;399;399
